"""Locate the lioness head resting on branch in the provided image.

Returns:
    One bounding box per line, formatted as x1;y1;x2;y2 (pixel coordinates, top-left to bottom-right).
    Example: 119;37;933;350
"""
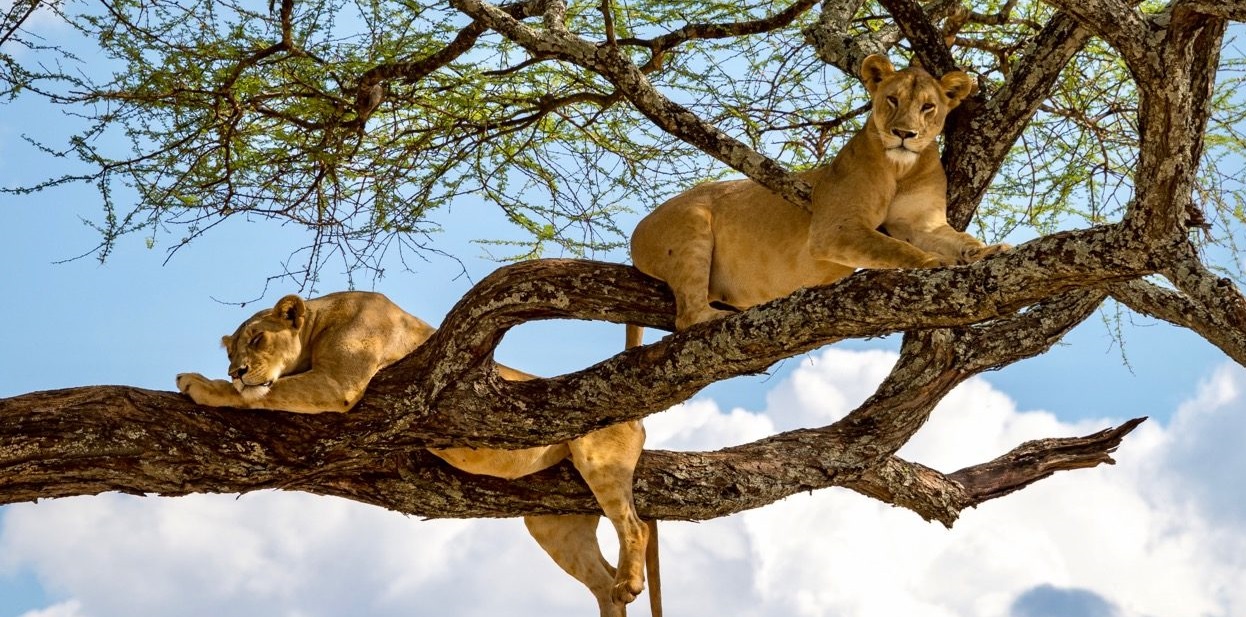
176;291;660;617
630;54;1010;331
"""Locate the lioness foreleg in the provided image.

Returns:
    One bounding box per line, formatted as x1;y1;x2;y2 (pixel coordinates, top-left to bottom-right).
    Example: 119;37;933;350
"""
808;222;946;269
176;372;245;407
882;190;1009;265
177;367;372;413
809;182;947;269
888;223;1010;265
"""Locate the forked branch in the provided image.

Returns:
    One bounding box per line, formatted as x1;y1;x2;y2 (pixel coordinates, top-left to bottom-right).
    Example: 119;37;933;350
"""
1;238;1143;524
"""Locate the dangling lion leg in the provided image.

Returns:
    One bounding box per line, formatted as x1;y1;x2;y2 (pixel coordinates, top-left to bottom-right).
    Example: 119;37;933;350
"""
568;421;649;609
524;514;624;617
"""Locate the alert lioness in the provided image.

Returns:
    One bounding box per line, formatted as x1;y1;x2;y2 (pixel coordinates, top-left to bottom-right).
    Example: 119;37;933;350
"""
176;291;656;617
631;55;1009;330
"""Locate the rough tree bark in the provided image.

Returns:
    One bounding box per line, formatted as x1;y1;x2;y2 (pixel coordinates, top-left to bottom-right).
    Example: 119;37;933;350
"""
2;0;1244;539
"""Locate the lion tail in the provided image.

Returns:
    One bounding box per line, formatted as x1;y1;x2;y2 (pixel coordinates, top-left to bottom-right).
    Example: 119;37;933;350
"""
626;324;661;617
626;323;644;350
646;518;662;617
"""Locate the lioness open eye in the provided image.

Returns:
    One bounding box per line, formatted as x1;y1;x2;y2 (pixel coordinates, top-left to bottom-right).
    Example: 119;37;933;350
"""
886;96;899;107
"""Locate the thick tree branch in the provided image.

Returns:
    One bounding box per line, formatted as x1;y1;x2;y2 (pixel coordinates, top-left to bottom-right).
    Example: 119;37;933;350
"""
947;418;1147;502
1127;11;1226;240
1110;244;1246;366
1110;278;1246;366
0;381;1147;525
944;12;1092;227
0;278;1131;526
358;224;1149;449
0;220;1137;527
1038;0;1160;82
1174;0;1246;20
877;0;959;75
848;417;1146;526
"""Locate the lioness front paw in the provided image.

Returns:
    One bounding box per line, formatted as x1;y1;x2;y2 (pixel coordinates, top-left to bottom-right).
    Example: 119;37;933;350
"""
961;243;1011;264
176;372;208;394
176;373;237;407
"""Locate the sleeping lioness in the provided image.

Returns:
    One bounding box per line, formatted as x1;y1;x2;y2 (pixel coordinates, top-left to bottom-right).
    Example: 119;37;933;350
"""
176;291;657;617
631;55;1009;330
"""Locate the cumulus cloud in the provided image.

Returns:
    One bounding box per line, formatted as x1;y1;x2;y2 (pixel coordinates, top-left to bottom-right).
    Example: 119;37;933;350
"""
3;348;1245;617
649;349;1246;617
18;601;87;617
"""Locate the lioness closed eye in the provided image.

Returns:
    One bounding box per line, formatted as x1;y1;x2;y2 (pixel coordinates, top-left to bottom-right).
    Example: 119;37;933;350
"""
176;291;659;617
630;54;1009;330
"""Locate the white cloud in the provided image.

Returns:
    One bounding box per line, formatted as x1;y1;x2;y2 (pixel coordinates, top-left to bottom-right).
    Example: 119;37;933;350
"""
18;600;87;617
650;349;1246;617
3;348;1245;617
1;492;484;617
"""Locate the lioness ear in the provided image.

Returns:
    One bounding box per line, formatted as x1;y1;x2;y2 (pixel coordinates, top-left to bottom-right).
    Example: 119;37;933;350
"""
860;55;895;94
940;71;976;108
220;335;234;349
273;294;307;329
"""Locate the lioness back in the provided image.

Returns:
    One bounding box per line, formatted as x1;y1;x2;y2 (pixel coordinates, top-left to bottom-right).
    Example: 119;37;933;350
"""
632;170;854;312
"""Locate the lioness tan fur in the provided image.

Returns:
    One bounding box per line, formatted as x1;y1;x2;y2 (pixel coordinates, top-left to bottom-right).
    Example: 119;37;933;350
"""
630;55;1009;330
176;291;658;617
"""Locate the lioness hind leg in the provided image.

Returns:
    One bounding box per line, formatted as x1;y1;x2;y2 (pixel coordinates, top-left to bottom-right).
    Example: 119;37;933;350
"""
525;514;625;617
569;420;649;607
632;204;732;330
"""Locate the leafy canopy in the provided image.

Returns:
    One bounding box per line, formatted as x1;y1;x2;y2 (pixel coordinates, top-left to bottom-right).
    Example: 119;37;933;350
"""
2;0;1244;278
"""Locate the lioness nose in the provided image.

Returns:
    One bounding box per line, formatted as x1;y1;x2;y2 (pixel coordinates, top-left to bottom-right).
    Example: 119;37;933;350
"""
230;366;249;379
892;128;918;140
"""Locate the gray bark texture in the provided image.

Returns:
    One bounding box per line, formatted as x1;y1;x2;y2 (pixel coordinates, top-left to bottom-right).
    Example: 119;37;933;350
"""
3;0;1244;536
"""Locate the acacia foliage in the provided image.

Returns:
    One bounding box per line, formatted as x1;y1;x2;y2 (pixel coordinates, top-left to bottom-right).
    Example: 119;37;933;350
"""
3;0;1244;274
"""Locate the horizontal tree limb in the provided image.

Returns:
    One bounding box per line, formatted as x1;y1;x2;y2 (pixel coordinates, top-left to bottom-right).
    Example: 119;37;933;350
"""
947;417;1147;503
0;384;1146;527
0;263;1125;525
1108;241;1246;366
1174;0;1246;20
369;224;1149;448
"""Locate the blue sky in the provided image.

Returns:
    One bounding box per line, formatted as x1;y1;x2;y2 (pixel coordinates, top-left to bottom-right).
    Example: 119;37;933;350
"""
2;8;1245;617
